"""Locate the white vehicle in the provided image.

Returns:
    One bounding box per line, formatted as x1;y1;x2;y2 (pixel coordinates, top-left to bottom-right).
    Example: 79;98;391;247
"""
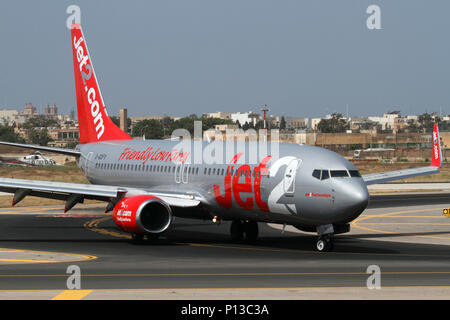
353;148;395;159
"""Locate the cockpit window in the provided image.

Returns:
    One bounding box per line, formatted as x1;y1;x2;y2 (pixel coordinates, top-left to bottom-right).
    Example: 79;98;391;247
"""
349;170;361;178
312;169;321;180
330;170;349;178
312;169;330;180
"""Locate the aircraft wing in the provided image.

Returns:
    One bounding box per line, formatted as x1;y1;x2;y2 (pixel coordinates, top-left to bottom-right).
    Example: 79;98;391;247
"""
0;141;80;157
0;177;200;212
362;124;443;185
362;166;440;185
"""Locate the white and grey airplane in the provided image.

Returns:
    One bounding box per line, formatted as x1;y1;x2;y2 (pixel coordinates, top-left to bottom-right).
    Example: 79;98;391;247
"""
0;24;443;251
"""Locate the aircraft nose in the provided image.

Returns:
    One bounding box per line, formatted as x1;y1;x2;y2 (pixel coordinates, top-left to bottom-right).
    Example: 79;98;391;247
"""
350;184;369;211
333;181;369;222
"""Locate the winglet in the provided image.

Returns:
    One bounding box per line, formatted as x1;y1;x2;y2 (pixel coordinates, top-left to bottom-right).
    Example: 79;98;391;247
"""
431;124;443;168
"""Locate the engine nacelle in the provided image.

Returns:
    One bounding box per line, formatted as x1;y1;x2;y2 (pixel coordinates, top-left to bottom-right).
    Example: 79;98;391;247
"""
112;195;172;235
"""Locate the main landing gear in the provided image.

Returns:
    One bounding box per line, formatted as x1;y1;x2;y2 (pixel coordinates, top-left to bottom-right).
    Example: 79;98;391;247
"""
230;220;259;242
315;224;334;252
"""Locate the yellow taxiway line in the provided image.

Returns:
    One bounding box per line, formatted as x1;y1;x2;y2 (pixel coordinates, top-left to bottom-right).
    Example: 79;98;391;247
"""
0;247;97;265
51;290;93;300
352;208;450;240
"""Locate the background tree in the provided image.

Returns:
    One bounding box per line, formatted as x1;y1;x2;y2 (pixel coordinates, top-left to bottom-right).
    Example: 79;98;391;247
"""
29;128;52;146
280;116;286;130
21;115;59;129
131;119;164;139
317;113;349;133
0;125;25;143
417;113;441;132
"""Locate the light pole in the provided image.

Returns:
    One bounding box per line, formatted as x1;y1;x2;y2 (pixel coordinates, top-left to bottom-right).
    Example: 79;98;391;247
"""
261;105;270;141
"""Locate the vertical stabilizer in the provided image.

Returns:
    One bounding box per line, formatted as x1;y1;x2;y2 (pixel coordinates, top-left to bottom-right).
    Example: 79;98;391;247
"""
70;24;131;144
431;124;442;168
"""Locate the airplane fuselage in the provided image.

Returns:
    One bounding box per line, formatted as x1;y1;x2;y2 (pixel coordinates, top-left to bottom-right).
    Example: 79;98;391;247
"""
76;139;369;229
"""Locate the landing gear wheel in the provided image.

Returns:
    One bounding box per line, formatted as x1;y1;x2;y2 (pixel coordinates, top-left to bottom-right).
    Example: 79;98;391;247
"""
243;221;259;242
316;236;333;252
230;220;245;241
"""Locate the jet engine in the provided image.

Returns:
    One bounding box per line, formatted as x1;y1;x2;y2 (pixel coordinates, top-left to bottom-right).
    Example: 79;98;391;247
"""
112;195;172;235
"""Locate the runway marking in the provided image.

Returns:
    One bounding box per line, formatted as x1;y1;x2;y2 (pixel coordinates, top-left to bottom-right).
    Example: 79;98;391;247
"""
2;271;450;278
0;259;57;264
364;215;448;219
0;207;63;215
67;285;450;290
0;247;97;265
352;208;450;240
83;217;131;239
4;285;450;293
51;290;92;300
370;196;450;200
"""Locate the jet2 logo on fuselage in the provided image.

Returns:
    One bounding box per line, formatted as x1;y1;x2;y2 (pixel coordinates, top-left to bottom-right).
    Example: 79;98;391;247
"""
214;155;300;215
214;154;271;212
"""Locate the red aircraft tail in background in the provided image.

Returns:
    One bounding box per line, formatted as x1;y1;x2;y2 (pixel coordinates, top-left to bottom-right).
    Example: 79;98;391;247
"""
431;124;442;168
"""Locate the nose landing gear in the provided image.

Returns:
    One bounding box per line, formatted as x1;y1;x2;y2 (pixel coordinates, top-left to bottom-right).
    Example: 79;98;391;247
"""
316;235;334;252
316;224;334;252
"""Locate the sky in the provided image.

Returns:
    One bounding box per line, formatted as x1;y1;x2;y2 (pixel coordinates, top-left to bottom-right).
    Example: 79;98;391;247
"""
1;0;450;119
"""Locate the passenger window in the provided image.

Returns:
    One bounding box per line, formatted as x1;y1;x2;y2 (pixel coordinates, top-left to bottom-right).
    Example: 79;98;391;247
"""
321;170;329;180
330;170;349;178
312;169;321;180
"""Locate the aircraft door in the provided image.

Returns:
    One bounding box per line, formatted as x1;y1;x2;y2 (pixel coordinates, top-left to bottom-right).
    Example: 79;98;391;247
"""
80;152;94;176
85;152;94;177
181;163;190;184
318;169;335;209
174;163;182;183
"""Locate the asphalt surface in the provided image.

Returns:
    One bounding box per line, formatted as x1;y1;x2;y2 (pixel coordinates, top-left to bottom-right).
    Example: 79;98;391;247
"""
0;193;449;299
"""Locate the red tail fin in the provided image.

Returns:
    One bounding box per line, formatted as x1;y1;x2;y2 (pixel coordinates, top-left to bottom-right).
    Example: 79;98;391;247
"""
70;24;131;144
431;124;442;167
